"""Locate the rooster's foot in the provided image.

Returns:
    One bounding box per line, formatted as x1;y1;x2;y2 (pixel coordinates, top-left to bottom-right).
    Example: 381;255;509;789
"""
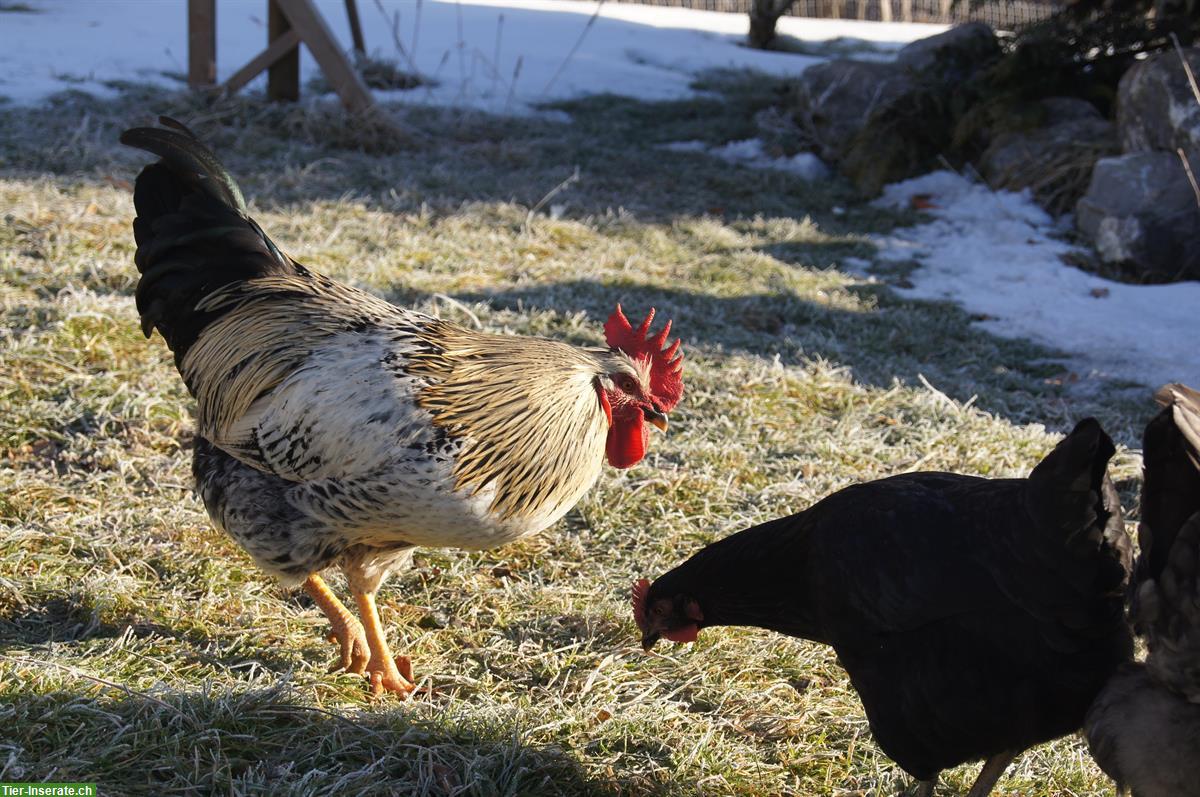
367;654;416;698
303;573;370;675
325;618;370;675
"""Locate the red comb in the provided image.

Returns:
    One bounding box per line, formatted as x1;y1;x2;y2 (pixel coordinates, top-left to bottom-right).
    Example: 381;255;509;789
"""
604;304;684;412
632;578;650;629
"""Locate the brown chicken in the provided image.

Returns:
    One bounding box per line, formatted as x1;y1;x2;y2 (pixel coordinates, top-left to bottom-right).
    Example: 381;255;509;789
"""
121;118;684;696
1085;383;1200;797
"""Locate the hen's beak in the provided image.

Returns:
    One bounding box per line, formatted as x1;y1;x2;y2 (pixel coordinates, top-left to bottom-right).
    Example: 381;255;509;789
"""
643;407;669;432
641;630;661;652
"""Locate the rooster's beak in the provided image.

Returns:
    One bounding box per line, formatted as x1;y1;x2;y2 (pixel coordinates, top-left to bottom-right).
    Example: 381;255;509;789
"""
641;630;661;651
643;407;668;432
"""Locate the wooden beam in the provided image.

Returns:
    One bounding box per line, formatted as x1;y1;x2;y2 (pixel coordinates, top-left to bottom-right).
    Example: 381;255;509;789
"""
188;0;216;88
224;28;301;95
268;0;300;102
345;0;366;58
275;0;373;113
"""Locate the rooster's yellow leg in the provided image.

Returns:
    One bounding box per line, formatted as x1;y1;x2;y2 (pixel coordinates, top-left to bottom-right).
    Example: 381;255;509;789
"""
354;591;416;698
303;574;369;674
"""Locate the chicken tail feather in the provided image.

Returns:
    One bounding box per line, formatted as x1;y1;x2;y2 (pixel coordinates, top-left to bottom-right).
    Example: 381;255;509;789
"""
119;117;297;366
1025;418;1129;566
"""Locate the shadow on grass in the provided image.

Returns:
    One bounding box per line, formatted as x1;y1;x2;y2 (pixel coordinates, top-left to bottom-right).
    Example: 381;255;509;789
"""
449;279;1089;430
0;79;889;231
0;84;1145;440
0;685;634;796
0;594;303;675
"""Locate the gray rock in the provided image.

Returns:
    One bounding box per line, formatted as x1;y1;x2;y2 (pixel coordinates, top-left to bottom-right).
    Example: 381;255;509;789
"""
980;115;1117;214
1076;152;1200;281
1039;96;1104;125
1117;46;1200;165
790;59;916;163
896;22;1001;80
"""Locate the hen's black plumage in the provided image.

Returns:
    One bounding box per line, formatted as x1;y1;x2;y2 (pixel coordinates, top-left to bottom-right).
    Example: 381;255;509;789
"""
636;419;1133;795
1085;384;1200;797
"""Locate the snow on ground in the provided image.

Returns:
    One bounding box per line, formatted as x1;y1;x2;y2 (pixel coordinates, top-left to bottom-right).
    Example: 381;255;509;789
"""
662;139;831;180
872;171;1200;390
0;0;943;111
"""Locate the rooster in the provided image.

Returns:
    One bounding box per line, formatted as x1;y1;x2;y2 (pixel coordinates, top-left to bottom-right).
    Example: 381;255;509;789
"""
1085;383;1200;797
120;118;684;697
634;418;1132;797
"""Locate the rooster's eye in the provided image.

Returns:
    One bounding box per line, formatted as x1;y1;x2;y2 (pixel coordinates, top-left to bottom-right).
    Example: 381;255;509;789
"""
616;375;639;394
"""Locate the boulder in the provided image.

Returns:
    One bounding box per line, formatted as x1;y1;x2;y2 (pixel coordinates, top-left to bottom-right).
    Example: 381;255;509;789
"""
896;22;1001;82
1117;46;1200;164
790;59;917;164
1039;96;1105;125
980;108;1118;215
1076;152;1200;282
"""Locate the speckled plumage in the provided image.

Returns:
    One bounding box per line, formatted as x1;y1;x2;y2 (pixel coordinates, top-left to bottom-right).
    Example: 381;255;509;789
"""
121;120;683;603
1085;384;1200;797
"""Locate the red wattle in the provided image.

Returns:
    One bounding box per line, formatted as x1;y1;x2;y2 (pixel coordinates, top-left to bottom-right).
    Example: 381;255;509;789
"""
606;409;647;468
664;624;699;644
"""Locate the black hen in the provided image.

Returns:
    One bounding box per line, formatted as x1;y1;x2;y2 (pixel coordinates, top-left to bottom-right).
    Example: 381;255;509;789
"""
634;418;1133;796
1085;383;1200;797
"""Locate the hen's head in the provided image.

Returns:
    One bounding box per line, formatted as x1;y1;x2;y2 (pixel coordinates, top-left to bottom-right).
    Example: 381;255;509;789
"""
596;304;684;469
632;577;704;651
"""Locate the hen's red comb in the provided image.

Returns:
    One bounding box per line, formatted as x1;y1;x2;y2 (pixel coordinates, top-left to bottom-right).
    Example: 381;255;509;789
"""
632;578;650;629
604;304;684;411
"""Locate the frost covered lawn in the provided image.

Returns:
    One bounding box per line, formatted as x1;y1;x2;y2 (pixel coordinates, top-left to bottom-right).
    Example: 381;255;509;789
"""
0;75;1155;795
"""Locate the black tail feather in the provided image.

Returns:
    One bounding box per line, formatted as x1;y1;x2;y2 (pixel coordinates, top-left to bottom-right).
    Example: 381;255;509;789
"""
1026;418;1125;558
120;117;247;215
120;118;297;365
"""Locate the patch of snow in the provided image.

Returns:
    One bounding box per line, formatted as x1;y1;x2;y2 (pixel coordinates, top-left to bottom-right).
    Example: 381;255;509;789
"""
660;140;709;153
662;138;831;180
0;0;945;112
871;171;1200;390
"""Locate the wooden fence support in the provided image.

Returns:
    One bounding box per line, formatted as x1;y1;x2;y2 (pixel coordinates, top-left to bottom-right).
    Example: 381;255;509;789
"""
187;0;375;112
345;0;366;58
267;0;301;102
187;0;216;88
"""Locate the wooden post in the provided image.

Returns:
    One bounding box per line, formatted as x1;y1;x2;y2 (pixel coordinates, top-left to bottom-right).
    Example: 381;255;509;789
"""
880;0;892;22
188;0;216;88
275;0;374;113
214;0;376;113
901;0;912;21
268;0;300;102
345;0;366;59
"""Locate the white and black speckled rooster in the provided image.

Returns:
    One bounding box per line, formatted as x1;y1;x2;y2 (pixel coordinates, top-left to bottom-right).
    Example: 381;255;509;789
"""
120;118;684;697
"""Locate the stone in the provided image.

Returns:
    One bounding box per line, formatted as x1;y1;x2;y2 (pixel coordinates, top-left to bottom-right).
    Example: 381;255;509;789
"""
1076;152;1200;282
979;112;1118;215
1039;96;1105;125
896;22;1001;82
1117;46;1200;165
790;59;916;163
